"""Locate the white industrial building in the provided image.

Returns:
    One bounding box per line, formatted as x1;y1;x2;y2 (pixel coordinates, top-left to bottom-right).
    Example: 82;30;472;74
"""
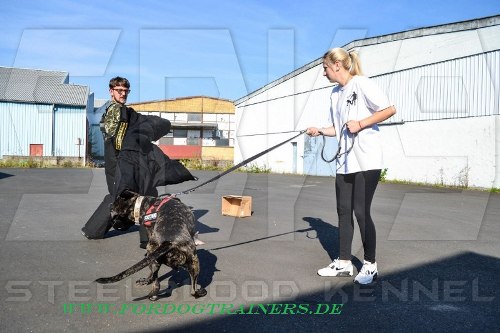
234;15;500;189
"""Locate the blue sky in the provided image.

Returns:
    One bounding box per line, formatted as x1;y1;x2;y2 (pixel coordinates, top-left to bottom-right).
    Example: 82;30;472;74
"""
1;0;499;103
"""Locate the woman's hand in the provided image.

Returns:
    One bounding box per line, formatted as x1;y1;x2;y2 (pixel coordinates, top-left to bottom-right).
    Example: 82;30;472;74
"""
346;120;363;134
346;106;396;134
306;127;322;137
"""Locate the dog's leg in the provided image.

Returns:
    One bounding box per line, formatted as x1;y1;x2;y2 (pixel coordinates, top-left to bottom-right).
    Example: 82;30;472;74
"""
148;268;161;301
136;261;157;286
139;260;161;301
187;254;207;298
136;244;159;286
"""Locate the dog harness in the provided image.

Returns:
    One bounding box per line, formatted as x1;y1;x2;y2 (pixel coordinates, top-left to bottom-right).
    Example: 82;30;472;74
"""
141;196;173;227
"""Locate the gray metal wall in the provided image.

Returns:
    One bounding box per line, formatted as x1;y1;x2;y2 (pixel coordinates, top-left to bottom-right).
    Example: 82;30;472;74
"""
0;102;52;157
53;105;87;158
374;50;500;123
0;101;87;158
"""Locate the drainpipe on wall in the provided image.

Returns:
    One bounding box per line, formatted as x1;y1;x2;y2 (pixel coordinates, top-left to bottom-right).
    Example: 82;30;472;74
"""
51;105;57;156
494;116;500;189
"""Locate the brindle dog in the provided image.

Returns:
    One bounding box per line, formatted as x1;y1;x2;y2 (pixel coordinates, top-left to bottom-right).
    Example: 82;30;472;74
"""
95;190;207;301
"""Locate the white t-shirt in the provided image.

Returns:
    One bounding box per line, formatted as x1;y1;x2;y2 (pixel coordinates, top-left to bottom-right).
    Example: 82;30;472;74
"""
328;75;392;174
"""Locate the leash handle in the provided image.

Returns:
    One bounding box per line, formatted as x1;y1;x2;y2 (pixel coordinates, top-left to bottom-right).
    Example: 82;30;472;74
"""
318;124;356;164
320;134;340;163
164;130;306;197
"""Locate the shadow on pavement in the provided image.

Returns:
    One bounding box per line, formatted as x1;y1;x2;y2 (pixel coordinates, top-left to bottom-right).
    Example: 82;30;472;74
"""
0;171;14;180
129;249;219;302
145;251;499;332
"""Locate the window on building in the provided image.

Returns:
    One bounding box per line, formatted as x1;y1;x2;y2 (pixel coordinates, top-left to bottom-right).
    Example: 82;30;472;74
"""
173;129;188;138
159;137;174;145
187;130;201;138
187;113;202;122
203;129;216;139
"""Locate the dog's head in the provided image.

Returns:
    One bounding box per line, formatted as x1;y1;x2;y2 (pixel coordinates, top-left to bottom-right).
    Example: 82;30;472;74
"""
110;189;139;222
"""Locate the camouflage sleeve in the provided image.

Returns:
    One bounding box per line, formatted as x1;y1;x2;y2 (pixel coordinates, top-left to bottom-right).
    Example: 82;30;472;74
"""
103;103;121;137
114;122;128;150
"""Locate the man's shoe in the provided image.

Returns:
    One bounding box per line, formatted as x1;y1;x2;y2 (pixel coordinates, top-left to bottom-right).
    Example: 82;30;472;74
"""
317;258;353;277
354;260;378;285
81;230;91;240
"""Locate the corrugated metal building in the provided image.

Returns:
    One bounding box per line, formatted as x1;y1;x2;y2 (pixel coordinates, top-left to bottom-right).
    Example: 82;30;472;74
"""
234;15;500;188
0;67;92;163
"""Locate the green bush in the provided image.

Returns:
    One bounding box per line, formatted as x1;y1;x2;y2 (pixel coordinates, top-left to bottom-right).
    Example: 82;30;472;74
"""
379;168;388;181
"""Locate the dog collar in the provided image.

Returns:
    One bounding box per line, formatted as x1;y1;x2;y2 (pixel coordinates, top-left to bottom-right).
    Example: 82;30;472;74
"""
133;196;145;224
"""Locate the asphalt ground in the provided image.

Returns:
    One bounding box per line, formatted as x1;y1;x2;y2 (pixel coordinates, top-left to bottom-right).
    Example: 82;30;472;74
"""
0;168;498;332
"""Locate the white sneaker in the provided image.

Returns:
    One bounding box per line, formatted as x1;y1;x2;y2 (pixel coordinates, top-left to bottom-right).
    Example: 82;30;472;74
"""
354;260;378;284
317;259;354;277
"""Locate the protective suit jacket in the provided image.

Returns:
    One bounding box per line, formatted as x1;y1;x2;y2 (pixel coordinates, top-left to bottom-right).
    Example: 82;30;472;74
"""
113;111;197;198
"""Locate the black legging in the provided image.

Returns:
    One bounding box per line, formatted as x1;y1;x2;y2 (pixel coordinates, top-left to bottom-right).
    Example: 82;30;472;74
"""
335;169;381;263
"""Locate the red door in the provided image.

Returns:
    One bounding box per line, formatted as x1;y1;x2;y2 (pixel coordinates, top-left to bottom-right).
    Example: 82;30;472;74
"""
29;144;43;156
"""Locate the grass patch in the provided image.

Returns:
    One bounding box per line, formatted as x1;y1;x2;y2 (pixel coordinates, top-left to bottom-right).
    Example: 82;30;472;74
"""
180;159;231;171
0;157;85;168
238;163;271;174
380;177;497;193
179;159;271;174
0;158;47;168
376;168;500;193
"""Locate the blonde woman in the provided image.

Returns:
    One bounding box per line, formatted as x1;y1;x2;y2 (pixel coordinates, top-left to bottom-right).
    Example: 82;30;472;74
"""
307;48;396;284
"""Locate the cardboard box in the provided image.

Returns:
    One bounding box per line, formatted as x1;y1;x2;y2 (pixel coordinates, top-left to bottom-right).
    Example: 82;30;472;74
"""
221;195;252;217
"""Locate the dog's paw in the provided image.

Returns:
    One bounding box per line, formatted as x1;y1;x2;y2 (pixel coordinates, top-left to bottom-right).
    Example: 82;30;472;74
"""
149;295;159;301
194;231;205;246
193;288;207;298
136;278;152;286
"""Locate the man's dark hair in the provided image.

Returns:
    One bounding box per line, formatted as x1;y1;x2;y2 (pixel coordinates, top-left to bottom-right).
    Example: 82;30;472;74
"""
109;76;130;89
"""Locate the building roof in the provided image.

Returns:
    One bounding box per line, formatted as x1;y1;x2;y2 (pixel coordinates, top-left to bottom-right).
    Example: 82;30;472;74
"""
128;95;233;105
235;14;500;105
128;95;235;114
0;66;89;106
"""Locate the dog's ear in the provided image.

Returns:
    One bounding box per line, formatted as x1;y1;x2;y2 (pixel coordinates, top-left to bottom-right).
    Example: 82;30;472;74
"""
119;189;138;200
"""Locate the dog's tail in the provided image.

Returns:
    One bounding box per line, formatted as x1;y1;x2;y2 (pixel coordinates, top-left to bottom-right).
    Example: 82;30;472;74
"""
95;242;172;284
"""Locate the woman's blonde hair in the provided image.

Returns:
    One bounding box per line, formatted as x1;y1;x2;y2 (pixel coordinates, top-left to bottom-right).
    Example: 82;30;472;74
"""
323;48;362;76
